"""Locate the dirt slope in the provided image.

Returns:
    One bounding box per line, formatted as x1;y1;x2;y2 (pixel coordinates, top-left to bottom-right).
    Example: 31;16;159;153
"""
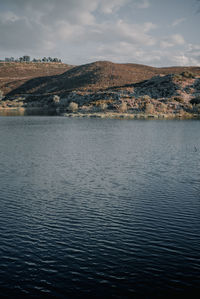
0;62;73;95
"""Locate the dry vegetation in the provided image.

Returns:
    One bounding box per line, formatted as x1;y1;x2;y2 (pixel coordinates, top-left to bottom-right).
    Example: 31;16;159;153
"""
3;61;200;97
1;61;200;118
0;62;73;95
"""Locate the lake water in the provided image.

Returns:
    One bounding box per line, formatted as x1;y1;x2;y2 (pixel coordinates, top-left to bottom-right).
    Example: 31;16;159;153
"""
0;116;199;298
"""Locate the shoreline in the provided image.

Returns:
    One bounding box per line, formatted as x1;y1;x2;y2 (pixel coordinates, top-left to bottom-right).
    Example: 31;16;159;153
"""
62;112;200;120
0;107;199;119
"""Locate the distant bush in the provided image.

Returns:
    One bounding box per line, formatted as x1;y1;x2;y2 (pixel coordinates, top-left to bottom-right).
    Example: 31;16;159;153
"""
0;90;4;100
145;103;155;114
81;105;91;111
157;102;167;113
68;102;78;112
142;95;151;102
173;71;195;82
100;103;108;111
53;95;60;105
181;71;195;78
119;102;127;112
173;74;183;81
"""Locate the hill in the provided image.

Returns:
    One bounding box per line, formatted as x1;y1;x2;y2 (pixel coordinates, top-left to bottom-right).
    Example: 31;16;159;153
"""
0;62;73;95
5;61;200;98
1;60;200;118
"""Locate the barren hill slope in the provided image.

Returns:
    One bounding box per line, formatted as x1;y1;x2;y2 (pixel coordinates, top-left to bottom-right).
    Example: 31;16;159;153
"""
0;62;73;95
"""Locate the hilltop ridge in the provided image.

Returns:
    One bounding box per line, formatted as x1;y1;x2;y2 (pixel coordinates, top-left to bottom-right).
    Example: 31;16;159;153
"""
5;60;200;97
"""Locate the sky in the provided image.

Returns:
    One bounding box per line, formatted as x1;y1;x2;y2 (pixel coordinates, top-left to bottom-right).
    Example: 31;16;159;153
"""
0;0;200;66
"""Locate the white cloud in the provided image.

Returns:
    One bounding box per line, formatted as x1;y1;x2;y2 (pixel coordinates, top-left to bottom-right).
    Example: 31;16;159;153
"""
137;0;150;9
109;20;156;45
55;19;157;49
98;0;129;14
94;42;200;67
171;18;186;27
160;34;185;48
57;22;85;40
97;0;150;13
187;43;200;51
91;42;162;66
171;34;185;45
153;45;200;67
169;53;200;66
170;54;190;66
160;41;174;48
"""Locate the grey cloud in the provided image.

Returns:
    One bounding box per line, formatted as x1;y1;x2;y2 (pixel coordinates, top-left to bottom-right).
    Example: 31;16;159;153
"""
160;34;185;48
0;17;52;52
0;0;199;66
0;0;156;54
63;21;157;46
196;0;200;12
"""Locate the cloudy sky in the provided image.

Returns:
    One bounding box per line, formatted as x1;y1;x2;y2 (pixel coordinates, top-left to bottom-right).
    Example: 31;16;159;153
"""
0;0;200;66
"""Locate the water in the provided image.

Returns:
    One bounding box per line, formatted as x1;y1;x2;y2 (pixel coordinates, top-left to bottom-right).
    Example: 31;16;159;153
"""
0;117;199;298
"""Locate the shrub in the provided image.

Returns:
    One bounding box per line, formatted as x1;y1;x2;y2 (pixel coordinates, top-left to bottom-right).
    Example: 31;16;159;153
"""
81;105;91;111
181;71;195;78
119;102;127;113
157;102;167;113
142;95;151;102
53;95;60;105
173;74;183;81
0;90;4;100
100;103;108;111
68;102;78;112
145;103;155;114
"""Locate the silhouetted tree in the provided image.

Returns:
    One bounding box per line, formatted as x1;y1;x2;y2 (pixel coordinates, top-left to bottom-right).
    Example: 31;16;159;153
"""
23;55;30;62
42;57;48;62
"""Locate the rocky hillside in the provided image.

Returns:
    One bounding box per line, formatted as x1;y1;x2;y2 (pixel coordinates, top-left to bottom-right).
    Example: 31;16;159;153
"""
5;61;200;97
56;71;200;117
0;62;73;95
1;64;200;118
132;72;200;100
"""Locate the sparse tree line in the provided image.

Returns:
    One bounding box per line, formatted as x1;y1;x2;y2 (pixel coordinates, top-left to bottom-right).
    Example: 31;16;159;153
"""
0;55;62;63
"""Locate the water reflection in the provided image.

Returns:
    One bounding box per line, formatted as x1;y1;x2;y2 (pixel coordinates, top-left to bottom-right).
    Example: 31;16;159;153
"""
0;108;58;116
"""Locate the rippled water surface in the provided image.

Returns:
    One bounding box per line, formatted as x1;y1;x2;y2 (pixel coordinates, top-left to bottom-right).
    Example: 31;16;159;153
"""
0;117;200;298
